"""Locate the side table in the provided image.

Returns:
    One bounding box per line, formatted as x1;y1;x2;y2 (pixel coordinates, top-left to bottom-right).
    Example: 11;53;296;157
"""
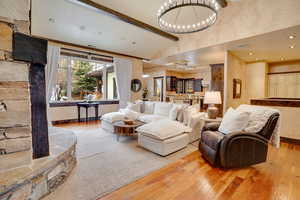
77;102;100;122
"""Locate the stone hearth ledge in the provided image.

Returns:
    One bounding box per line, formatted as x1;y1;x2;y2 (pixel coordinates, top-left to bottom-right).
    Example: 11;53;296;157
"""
0;127;77;200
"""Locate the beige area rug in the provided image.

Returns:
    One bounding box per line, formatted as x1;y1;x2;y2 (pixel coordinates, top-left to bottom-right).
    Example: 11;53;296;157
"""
43;126;198;200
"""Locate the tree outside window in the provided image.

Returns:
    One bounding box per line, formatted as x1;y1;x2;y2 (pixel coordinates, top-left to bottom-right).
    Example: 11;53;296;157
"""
72;60;97;100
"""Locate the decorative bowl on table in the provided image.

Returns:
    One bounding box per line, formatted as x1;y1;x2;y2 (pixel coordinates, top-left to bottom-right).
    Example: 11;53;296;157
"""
123;119;134;125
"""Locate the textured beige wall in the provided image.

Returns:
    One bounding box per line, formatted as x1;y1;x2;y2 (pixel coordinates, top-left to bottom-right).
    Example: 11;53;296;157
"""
224;52;247;110
153;0;300;59
131;59;143;101
245;62;268;103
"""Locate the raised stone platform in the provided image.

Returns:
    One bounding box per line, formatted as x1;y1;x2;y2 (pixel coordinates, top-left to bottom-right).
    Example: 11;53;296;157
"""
0;127;77;200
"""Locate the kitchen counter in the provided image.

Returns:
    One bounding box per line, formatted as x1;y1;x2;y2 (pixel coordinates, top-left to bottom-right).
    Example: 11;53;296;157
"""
251;98;300;107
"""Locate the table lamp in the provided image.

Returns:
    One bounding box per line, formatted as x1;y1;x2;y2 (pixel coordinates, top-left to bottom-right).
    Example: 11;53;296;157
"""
204;91;222;119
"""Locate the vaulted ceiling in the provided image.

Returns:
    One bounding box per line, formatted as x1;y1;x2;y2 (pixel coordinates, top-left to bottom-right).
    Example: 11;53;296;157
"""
31;0;178;59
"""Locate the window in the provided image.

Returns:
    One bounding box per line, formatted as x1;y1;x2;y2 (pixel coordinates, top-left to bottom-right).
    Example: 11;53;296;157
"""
51;56;117;101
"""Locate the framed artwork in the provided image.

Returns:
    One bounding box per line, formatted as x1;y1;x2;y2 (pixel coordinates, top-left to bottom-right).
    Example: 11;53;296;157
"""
233;79;242;99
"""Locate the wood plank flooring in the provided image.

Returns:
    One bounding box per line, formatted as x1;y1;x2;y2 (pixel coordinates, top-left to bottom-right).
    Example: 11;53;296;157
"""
56;121;300;200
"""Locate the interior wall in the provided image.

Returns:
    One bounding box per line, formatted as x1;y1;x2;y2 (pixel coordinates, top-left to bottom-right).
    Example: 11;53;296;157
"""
224;51;247;110
153;0;300;59
245;62;268;103
131;59;143;101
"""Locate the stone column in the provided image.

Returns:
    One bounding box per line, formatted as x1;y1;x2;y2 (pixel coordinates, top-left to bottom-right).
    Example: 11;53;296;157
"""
0;0;32;171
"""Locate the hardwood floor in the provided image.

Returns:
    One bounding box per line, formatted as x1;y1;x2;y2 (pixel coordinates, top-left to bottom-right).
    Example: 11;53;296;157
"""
56;121;300;200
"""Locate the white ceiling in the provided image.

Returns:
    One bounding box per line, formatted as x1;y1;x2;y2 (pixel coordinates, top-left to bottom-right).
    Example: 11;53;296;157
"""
31;0;300;64
150;25;300;67
31;0;177;59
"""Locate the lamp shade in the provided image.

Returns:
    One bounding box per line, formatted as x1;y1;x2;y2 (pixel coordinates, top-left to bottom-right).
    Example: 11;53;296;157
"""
204;91;222;104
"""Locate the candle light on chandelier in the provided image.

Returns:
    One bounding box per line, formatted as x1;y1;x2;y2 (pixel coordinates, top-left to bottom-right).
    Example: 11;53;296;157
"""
157;0;220;34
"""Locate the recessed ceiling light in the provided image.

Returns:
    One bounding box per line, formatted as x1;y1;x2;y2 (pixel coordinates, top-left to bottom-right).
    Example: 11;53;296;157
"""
249;52;253;56
142;74;150;78
48;18;55;23
290;45;295;49
289;35;295;39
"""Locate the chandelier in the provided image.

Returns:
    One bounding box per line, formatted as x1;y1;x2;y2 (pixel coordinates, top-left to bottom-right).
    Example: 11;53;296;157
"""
157;0;220;34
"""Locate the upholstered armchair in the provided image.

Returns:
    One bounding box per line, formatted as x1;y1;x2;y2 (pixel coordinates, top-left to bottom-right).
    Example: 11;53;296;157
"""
199;113;279;168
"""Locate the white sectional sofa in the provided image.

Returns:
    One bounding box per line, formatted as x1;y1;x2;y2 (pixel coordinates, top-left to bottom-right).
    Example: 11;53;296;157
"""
101;101;206;156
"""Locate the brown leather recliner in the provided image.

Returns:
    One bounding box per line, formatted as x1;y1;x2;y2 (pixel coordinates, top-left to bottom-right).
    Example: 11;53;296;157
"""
199;113;279;168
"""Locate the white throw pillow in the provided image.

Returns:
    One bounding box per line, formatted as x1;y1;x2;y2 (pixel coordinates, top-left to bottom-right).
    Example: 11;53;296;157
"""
136;119;192;140
138;114;166;123
126;102;141;113
218;107;250;134
153;102;173;117
101;112;125;123
169;104;181;121
144;101;155;114
177;104;189;122
183;105;199;126
119;108;140;120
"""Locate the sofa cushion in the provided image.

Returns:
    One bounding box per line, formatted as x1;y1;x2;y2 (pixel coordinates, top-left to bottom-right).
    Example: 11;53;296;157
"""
138;114;166;123
101;112;125;123
218;107;250;134
183;105;199;126
169;104;181;121
136;119;192;140
144;101;155;114
126;102;141;113
153;102;173;117
177;104;189;122
119;108;141;120
201;130;224;151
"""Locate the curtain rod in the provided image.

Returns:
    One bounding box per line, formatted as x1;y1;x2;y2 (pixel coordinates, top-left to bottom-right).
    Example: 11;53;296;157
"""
61;47;114;59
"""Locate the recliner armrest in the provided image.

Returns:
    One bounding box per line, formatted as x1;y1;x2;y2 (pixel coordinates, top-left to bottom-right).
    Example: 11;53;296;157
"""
220;132;269;168
203;122;221;131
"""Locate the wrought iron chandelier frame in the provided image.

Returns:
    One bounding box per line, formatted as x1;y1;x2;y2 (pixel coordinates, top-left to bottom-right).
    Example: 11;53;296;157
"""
157;0;219;34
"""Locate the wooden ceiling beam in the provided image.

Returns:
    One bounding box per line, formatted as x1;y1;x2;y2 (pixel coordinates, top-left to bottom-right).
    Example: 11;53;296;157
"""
75;0;179;41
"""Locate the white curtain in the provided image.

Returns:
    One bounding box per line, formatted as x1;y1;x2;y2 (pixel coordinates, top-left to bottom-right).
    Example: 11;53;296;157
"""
45;45;60;126
114;58;132;109
46;45;60;101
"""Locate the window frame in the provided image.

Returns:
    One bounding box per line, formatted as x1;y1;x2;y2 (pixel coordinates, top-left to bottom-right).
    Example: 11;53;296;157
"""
50;55;117;102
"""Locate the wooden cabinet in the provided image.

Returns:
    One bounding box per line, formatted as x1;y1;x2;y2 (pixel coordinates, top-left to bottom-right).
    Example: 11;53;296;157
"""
184;78;195;93
176;79;184;93
194;79;202;92
166;76;177;91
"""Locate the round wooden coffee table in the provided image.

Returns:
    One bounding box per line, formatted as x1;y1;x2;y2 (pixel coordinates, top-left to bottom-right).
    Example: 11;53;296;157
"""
113;120;144;141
